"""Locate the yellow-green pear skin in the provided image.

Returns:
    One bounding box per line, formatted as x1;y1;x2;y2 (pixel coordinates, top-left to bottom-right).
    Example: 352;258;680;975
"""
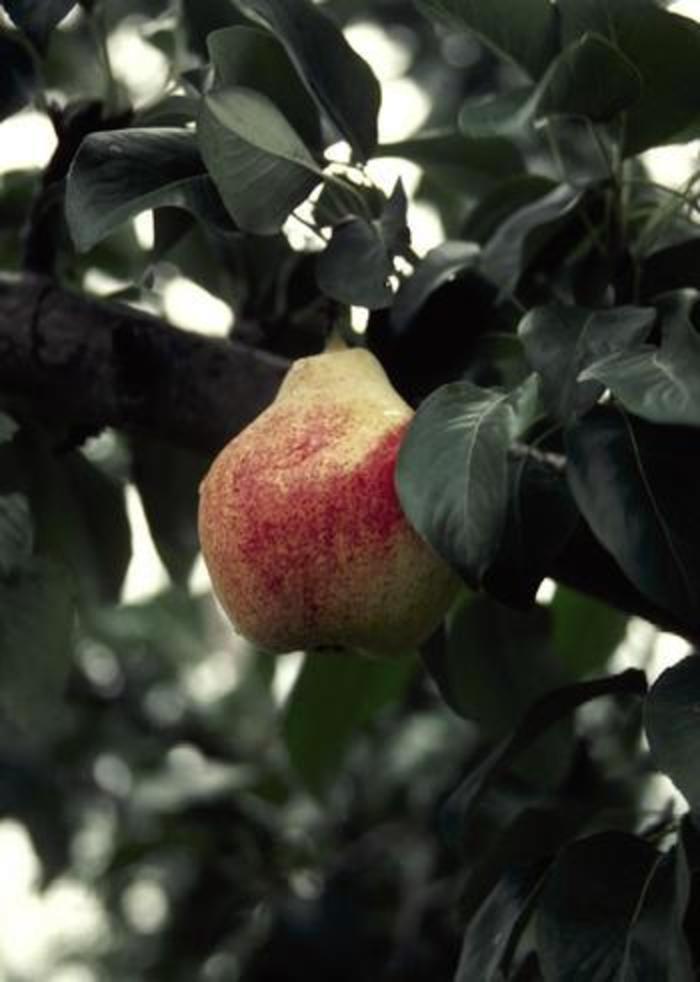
198;348;459;655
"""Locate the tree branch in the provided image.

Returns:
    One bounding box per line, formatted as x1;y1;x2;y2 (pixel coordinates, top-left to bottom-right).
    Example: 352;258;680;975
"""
0;274;289;454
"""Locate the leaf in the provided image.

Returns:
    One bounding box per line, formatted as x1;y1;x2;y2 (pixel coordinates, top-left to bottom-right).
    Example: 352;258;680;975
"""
644;655;700;814
206;25;322;152
0;557;75;732
1;436;132;608
283;650;415;797
459;88;535;140
671;817;700;981
316;185;410;310
536;32;641;124
396;375;540;587
0;29;38;124
480;184;582;299
0;413;18;444
580;313;700;428
391;241;480;332
129;435;209;587
455;862;549;982
536;832;662;982
198;87;322;235
558;0;700;155
0;494;33;578
463;175;556;244
234;0;381;159
431;594;575;787
482;449;580;609
377;131;523;196
551;586;628;678
519;304;655;421
316;218;394;309
415;0;559;80
443;669;647;831
2;0;76;49
66;128;234;252
565;406;700;630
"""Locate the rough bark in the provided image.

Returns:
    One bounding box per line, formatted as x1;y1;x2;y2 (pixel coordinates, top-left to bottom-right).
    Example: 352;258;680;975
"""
0;274;289;455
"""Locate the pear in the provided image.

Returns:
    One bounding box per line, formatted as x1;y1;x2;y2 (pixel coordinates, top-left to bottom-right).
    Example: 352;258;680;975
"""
198;348;459;656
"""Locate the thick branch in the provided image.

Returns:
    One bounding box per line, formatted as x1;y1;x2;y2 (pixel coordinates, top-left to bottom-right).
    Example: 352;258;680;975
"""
0;274;289;454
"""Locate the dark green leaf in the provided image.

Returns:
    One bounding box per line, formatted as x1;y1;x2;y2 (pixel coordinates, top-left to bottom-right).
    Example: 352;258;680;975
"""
581;313;700;428
313;177;385;228
483;449;579;609
207;26;322;152
519;304;655;421
536;832;662;982
134;94;200;128
198;87;321;235
0;557;75;732
671;817;700;981
0;29;38;124
378;179;411;257
181;0;249;59
644;655;700;814
463;175;556;245
0;494;33;578
377;131;523;196
433;594;574;787
3;0;76;49
66;128;234;252
283;650;415;797
559;0;700;155
234;0;381;159
316;217;394;309
536;32;641;123
458;88;534;140
130;436;209;587
396;375;539;587
480;185;582;298
551;586;628;678
416;0;559;80
0;414;18;444
565;406;700;630
456;862;549;982
443;669;647;830
391;241;480;332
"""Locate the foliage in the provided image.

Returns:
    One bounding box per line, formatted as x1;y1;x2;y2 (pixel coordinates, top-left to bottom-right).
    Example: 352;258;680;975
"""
2;0;700;978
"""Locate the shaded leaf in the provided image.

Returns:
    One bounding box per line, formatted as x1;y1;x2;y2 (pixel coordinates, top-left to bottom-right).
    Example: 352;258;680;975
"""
396;375;540;587
558;0;700;155
459;88;534;140
391;241;480;332
456;861;549;982
671;817;700;981
0;494;33;578
483;449;579;609
377;131;523;196
644;655;700;814
0;557;75;732
0;413;18;445
235;0;381;158
519;304;655;421
463;175;556;244
0;29;38;124
581;313;700;428
552;586;628;678
443;669;647;831
207;25;322;152
283;650;415;797
2;0;75;49
480;185;582;298
433;594;574;788
66;128;234;252
536;832;662;982
536;32;641;124
316;217;394;309
565;406;700;630
198;87;321;235
130;436;209;587
415;0;559;80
